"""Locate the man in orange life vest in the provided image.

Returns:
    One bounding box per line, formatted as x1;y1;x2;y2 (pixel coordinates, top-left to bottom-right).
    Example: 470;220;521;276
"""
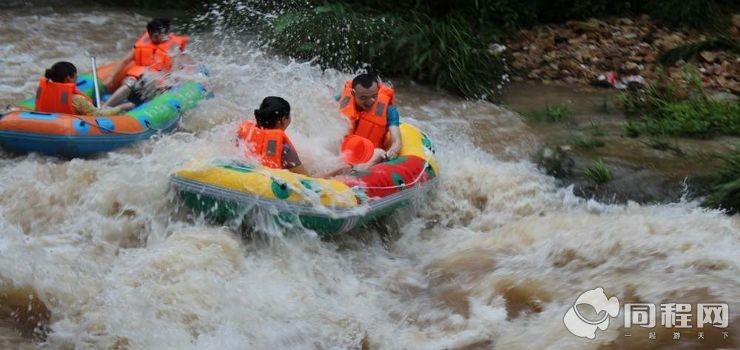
338;73;402;168
103;18;190;108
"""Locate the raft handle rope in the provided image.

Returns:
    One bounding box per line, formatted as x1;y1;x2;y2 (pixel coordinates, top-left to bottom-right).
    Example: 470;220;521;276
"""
355;158;432;190
2;108;169;135
69;113;175;135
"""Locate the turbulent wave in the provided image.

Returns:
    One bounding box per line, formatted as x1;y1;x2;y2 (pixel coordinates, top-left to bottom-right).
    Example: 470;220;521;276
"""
0;5;737;350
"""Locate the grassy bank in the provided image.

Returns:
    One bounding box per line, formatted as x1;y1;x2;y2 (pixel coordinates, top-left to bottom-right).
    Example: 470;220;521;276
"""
703;149;740;214
622;68;740;138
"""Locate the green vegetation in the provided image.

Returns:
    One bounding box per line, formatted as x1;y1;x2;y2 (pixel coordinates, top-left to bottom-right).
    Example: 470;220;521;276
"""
263;3;397;71
588;125;607;137
526;103;572;122
702;149;740;214
583;159;613;185
261;3;505;100
569;136;605;150
640;137;685;155
621;68;740;138
543;104;571;122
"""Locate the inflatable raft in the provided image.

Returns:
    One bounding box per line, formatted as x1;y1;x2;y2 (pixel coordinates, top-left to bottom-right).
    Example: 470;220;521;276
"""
0;61;207;157
171;123;438;235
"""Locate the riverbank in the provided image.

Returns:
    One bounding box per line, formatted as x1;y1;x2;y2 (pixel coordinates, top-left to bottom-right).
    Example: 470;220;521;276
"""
506;15;740;94
500;82;738;204
502;12;739;210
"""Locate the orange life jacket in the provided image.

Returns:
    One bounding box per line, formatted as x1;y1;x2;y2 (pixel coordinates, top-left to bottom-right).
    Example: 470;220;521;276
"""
126;32;189;78
35;78;92;115
236;121;294;169
338;80;394;148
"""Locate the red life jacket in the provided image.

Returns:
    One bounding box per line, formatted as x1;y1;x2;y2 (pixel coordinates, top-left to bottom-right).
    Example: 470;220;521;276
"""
338;80;394;148
35;78;91;115
236;121;294;169
126;32;189;78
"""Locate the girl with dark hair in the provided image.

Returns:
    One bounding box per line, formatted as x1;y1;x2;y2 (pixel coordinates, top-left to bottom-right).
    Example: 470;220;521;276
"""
35;61;134;115
236;97;351;177
237;96;308;175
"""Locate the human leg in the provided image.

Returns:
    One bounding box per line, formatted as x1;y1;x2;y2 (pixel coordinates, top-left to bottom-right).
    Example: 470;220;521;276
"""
103;76;138;108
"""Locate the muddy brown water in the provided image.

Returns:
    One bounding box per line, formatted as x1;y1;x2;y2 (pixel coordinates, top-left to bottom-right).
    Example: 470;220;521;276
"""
0;4;738;350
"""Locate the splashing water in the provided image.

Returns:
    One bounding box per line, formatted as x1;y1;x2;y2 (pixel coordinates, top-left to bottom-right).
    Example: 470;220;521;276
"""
0;3;738;350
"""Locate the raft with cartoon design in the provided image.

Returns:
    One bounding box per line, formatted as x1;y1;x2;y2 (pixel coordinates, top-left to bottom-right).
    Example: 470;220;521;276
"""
0;60;207;157
170;123;439;235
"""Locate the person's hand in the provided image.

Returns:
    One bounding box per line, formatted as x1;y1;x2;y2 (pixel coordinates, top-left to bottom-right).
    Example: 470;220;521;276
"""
385;150;398;160
378;149;388;160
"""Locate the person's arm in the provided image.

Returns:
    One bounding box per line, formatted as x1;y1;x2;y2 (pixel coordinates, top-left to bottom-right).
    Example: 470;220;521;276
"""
282;142;350;178
282;143;308;175
288;164;310;176
104;51;134;89
72;95;133;116
385;106;402;159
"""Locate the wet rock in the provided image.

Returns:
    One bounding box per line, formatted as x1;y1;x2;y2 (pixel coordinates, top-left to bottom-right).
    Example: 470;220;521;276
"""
623;32;638;40
567;20;604;33
623;61;640;72
535;145;574;178
700;51;719;63
563;156;699;204
708;91;739;103
656;33;684;51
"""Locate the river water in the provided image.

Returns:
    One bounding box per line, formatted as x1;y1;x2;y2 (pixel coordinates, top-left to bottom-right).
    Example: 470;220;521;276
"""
0;4;738;350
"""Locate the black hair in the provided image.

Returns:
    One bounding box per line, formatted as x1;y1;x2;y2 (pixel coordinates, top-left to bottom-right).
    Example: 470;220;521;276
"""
44;61;77;83
254;96;291;128
351;73;378;89
146;18;171;34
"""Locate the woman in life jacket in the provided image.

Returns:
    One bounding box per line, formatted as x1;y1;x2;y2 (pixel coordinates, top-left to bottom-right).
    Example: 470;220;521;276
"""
36;61;134;115
236;96;309;175
236;97;350;178
103;18;191;108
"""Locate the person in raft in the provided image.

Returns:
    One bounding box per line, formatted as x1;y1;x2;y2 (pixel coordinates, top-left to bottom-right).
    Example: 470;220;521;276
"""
337;73;402;168
237;96;349;178
35;61;134;115
103;18;190;108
